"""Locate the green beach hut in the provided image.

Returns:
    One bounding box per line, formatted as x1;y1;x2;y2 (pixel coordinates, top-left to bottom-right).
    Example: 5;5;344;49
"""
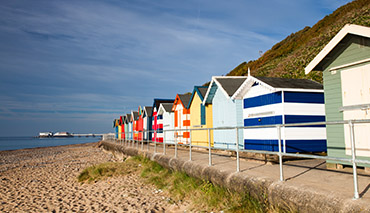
305;24;370;169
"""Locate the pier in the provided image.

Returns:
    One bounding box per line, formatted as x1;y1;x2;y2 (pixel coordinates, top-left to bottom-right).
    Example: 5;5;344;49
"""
71;133;103;137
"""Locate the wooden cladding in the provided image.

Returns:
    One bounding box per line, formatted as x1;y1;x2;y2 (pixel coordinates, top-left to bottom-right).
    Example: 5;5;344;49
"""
183;132;190;138
174;111;178;127
183;120;190;126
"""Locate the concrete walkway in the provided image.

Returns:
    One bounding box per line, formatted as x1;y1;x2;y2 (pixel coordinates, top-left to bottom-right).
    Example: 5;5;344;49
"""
102;140;370;212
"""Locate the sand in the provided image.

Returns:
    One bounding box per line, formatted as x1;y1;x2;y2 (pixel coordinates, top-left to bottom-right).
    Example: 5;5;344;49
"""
0;142;189;212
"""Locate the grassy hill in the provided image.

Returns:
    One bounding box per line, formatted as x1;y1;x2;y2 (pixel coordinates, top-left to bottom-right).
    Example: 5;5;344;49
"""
226;0;370;83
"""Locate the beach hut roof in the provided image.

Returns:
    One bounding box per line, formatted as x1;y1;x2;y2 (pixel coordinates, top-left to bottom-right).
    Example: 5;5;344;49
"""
158;103;173;114
203;76;247;104
305;24;370;74
187;86;208;108
131;111;139;121
217;78;247;96
152;99;175;116
179;94;191;107
119;116;124;125
255;77;323;90
172;93;192;111
232;76;323;100
143;106;153;117
138;106;143;116
198;87;208;98
162;103;173;112
126;114;131;123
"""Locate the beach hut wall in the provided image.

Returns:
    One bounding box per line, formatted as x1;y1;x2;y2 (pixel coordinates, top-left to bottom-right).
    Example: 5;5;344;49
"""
188;86;213;147
138;107;144;141
305;24;370;166
158;103;175;144
233;75;326;152
126;114;133;140
113;119;119;139
172;93;192;144
142;106;153;140
152;99;175;142
131;111;139;140
203;76;247;150
118;116;123;140
121;115;126;140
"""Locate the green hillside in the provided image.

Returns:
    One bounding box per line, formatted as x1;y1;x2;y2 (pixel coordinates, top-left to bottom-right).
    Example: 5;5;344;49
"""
226;0;370;83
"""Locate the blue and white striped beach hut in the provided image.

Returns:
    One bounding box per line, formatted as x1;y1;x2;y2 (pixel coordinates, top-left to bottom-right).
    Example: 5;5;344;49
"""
203;76;247;150
232;76;327;153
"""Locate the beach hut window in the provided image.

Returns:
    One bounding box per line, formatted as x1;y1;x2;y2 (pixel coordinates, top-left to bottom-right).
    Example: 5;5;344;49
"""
200;104;206;125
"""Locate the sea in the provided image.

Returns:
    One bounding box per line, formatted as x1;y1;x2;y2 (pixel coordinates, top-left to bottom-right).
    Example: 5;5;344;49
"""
0;136;102;151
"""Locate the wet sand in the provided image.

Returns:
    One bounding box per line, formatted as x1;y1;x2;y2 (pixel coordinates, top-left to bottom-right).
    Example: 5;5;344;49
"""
0;142;188;212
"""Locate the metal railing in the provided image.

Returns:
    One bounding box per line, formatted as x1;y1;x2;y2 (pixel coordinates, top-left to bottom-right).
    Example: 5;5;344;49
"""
110;119;370;200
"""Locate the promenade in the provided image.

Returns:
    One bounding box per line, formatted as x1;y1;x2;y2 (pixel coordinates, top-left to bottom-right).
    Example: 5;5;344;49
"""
102;140;370;212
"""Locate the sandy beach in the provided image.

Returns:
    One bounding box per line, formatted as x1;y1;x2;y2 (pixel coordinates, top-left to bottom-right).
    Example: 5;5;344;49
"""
0;142;187;212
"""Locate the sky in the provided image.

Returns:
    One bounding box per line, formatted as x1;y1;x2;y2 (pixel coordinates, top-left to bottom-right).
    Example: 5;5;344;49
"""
0;0;351;136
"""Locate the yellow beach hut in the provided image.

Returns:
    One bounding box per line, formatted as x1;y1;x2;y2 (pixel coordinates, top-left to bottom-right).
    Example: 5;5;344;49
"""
118;116;123;140
188;86;213;147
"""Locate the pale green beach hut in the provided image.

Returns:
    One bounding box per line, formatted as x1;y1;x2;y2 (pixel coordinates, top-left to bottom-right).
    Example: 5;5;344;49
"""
305;24;370;169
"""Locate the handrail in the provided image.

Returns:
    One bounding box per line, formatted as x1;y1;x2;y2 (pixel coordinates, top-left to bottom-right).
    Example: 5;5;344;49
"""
109;119;370;200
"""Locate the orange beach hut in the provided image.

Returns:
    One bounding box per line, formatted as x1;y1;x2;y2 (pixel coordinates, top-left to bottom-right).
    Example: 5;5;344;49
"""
172;93;192;144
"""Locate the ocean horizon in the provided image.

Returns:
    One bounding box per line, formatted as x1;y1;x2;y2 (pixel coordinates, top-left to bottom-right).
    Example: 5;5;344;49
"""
0;136;101;151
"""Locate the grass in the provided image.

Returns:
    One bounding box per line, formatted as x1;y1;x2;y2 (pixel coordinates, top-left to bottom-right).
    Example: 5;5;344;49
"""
78;155;286;212
77;158;139;183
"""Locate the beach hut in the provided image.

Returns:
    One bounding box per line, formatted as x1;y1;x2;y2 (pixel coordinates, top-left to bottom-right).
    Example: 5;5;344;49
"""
305;24;370;168
138;106;144;141
126;114;133;140
113;119;119;139
142;106;153;141
188;86;213;147
131;111;139;140
120;115;126;140
232;75;326;152
157;103;175;144
118;116;124;140
152;99;175;142
172;93;192;144
203;76;247;149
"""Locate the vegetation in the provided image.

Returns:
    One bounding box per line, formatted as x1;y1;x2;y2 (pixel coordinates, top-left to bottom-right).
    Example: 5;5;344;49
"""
226;0;370;83
77;159;138;183
136;155;268;212
78;155;285;212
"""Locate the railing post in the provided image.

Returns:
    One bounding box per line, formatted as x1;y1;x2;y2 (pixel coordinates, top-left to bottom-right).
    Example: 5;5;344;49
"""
277;125;284;181
163;130;166;155
137;131;139;149
141;131;144;150
154;130;157;154
236;127;240;172
349;120;359;199
208;128;212;166
175;130;178;158
135;131;138;149
147;130;150;151
189;129;192;161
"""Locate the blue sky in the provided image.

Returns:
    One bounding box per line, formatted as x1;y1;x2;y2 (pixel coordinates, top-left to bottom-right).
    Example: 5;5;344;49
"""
0;0;351;136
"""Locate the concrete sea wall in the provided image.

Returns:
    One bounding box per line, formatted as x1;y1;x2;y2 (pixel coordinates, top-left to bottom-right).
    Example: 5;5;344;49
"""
99;141;370;212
